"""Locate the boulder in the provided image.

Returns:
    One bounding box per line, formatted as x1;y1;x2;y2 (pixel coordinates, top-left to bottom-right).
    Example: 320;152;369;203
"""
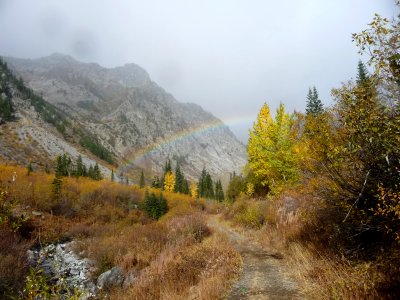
97;267;124;290
123;270;138;288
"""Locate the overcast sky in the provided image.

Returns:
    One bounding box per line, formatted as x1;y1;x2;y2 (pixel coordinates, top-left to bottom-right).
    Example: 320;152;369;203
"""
0;0;397;142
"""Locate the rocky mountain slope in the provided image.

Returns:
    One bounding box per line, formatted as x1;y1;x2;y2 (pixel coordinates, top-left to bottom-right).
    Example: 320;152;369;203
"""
1;53;246;181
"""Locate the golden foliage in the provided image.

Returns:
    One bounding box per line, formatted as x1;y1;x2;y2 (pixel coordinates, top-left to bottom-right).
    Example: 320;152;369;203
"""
164;171;175;192
190;182;198;198
247;103;299;194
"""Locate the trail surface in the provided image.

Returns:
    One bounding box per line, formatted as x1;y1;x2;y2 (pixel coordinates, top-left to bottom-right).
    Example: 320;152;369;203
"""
208;215;300;300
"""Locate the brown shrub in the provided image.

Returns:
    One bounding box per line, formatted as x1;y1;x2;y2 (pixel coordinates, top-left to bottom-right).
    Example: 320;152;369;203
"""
0;226;31;296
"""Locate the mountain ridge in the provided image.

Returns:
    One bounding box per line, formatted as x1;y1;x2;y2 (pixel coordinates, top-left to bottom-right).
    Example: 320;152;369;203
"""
1;53;246;181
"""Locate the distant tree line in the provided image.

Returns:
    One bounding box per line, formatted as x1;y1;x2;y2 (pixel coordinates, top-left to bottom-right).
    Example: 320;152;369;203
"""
147;158;225;201
54;154;102;180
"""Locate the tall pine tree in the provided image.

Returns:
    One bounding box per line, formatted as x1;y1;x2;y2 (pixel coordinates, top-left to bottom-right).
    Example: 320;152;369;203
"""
140;169;145;188
306;86;324;116
174;163;185;193
356;60;369;85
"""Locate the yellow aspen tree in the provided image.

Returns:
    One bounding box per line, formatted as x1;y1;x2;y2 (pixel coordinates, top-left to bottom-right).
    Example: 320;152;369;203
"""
246;182;254;197
247;102;299;193
164;171;175;192
190;182;198;198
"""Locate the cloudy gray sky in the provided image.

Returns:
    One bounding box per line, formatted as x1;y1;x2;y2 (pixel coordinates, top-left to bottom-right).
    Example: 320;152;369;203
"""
0;0;397;142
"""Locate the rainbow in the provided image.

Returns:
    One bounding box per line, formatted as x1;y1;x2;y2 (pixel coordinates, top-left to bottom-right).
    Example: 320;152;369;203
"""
117;113;255;174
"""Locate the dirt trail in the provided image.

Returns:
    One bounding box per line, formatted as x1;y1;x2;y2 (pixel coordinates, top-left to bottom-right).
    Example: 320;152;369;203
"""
208;215;300;300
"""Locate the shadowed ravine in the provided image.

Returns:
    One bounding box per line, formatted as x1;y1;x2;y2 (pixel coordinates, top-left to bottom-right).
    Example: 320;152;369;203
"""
208;216;300;300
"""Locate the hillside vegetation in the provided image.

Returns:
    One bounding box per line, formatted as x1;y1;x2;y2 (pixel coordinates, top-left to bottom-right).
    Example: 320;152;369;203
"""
0;162;241;299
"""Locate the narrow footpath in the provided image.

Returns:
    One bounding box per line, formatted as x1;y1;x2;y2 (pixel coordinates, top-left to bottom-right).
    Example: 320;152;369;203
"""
208;215;300;300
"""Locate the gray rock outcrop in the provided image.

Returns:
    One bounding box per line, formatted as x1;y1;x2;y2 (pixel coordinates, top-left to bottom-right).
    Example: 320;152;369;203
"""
97;266;124;290
3;53;246;179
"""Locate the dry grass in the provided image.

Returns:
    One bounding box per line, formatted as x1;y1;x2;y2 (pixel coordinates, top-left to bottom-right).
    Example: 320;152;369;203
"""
0;164;241;298
225;191;400;299
114;233;241;300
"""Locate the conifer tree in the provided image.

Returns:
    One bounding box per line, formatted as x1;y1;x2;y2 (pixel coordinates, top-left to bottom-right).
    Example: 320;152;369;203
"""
158;193;168;216
93;163;102;180
174;163;184;193
82;164;87;177
164;159;172;173
143;191;168;219
198;168;207;197
205;173;215;199
88;165;94;179
183;179;190;195
111;169;115;182
197;168;216;199
140;169;145;188
26;162;33;176
215;180;225;202
55;155;64;177
162;158;172;190
306;86;324;116
356;60;369;85
76;155;84;177
151;176;161;188
52;158;63;202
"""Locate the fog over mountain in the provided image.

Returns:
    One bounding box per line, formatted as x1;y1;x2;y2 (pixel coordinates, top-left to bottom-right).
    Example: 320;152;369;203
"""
0;0;396;142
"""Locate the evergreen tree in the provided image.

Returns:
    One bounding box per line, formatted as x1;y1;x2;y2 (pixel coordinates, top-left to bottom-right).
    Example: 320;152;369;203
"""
93;163;102;180
76;155;84;177
164;159;172;173
182;179;190;195
55;156;64;177
162;158;172;190
151;176;161;188
306;86;324;116
0;95;14;121
215;180;225;202
158;193;168;216
26;162;33;176
82;164;87;177
356;60;369;85
52;159;63;201
140;169;145;188
61;154;69;176
88;165;94;179
198;168;207;197
205;173;215;199
197;168;215;199
143;190;157;219
174;163;184;193
226;173;246;201
143;191;168;219
111;169;115;182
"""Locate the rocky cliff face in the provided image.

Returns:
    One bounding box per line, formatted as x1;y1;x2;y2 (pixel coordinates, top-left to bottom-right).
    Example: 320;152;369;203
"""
3;53;246;180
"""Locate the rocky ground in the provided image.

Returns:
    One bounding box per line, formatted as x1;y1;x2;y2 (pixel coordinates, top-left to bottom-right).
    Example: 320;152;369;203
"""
28;242;97;299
